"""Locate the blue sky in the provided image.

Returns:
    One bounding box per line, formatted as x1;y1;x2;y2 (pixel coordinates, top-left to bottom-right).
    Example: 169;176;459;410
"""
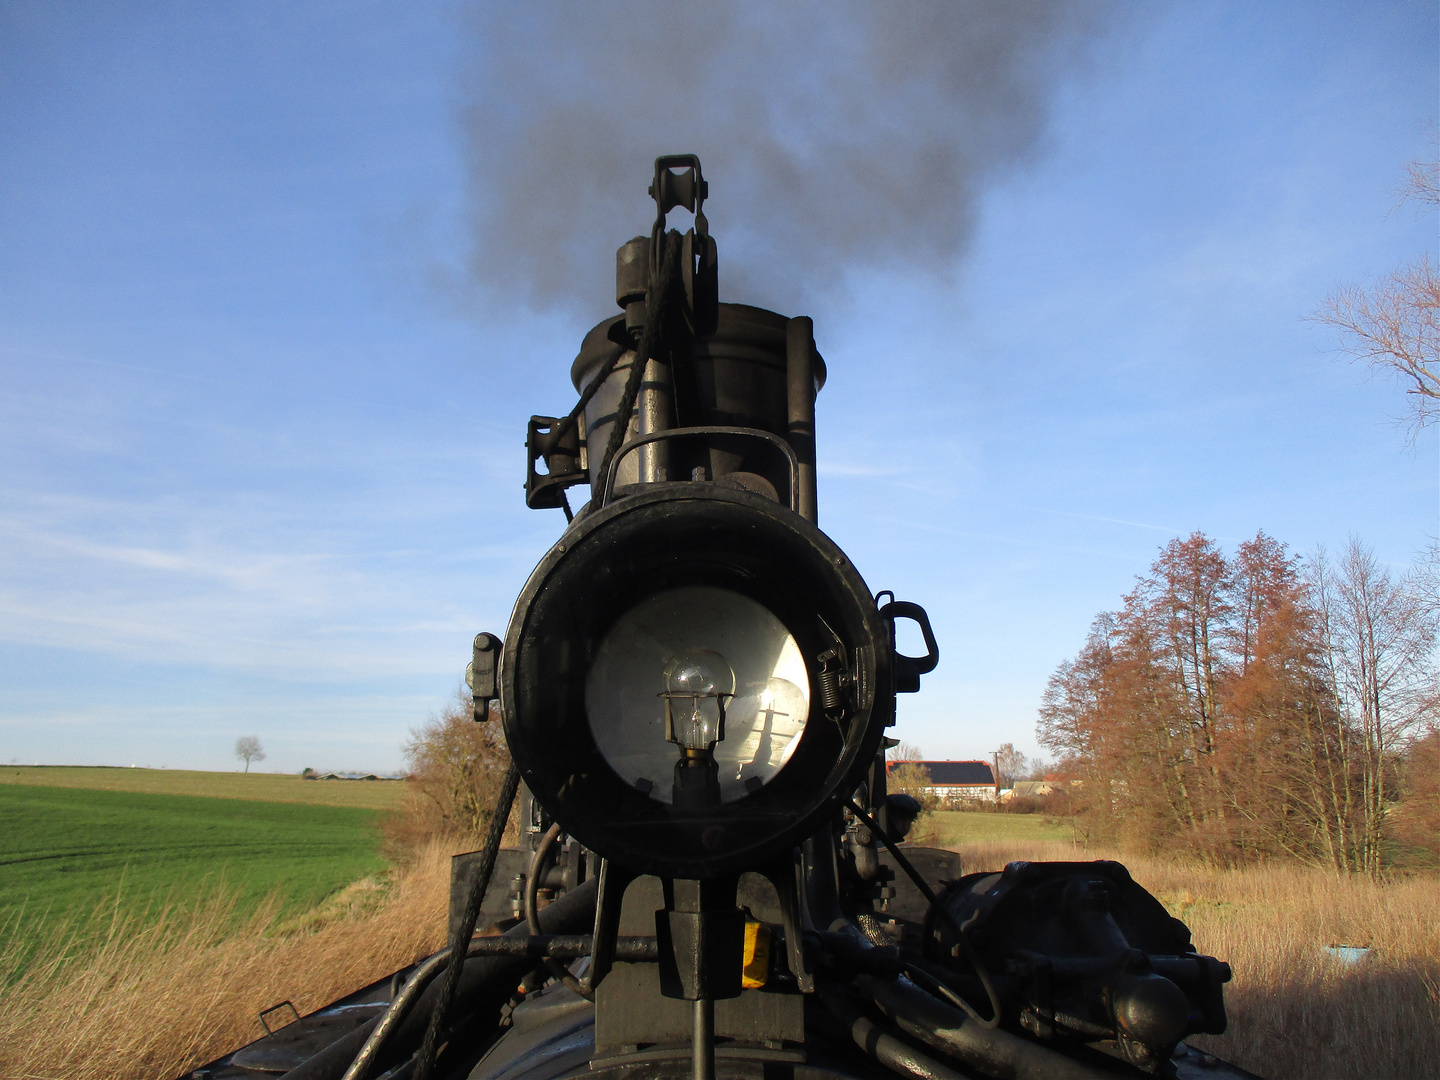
1;2;1435;773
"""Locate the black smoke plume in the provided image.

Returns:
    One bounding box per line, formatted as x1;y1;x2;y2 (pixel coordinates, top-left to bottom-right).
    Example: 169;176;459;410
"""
460;2;1116;315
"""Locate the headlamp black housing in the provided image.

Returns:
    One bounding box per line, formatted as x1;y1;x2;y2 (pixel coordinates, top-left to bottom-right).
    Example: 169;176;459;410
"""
501;484;892;879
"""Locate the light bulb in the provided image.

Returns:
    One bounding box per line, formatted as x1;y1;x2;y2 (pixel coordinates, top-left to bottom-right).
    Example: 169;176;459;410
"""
662;648;735;751
585;586;811;805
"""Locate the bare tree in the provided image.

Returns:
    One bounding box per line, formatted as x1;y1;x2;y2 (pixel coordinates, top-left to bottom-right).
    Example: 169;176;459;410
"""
1311;539;1438;877
1314;158;1439;435
994;743;1028;787
886;741;926;762
234;736;265;773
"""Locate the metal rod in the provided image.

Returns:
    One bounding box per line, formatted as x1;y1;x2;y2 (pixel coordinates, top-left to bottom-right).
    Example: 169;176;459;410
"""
341;950;452;1080
692;997;715;1080
601;424;800;507
464;934;658;961
786;316;818;523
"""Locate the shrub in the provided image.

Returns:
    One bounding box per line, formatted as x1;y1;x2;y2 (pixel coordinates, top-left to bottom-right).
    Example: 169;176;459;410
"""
384;691;512;853
886;762;939;816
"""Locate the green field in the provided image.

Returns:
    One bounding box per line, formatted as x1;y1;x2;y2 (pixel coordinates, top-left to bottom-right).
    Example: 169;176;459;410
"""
925;810;1077;846
0;783;387;965
0;766;406;809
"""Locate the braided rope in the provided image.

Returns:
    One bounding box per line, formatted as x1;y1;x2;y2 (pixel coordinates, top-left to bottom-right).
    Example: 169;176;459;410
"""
410;762;522;1080
596;229;684;501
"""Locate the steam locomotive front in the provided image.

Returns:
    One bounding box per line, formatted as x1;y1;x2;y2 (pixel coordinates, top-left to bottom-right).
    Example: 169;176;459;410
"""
466;155;1249;1080
188;157;1259;1080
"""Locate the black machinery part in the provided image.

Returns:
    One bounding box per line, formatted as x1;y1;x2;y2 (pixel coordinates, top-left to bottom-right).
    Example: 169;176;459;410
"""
923;860;1232;1075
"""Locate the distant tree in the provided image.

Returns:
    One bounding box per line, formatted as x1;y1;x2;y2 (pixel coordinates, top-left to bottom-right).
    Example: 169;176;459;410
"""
1021;758;1053;781
886;740;926;762
234;736;265;773
1392;728;1440;856
994;743;1028;786
1314;158;1439;436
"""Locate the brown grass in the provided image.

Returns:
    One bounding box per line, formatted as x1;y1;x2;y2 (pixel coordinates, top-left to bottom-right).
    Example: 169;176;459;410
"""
951;840;1440;1080
0;841;454;1080
3;833;1434;1080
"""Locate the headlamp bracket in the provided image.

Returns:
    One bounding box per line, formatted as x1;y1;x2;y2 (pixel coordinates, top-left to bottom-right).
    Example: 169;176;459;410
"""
877;596;939;694
525;414;587;512
468;632;501;722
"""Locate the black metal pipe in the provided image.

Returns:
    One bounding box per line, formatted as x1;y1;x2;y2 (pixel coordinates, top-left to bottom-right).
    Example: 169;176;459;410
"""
858;974;1117;1080
816;985;967;1080
278;877;600;1080
465;934;657;961
342;950;453;1080
786;315;818;523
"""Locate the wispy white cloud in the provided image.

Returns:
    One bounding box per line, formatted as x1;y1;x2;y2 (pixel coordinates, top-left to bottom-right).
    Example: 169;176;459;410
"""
817;460;903;478
1020;505;1183;535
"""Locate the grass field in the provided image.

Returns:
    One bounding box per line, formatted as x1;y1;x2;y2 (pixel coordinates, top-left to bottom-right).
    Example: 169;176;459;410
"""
919;809;1076;846
0;783;387;967
0;802;1435;1078
0;765;406;809
0;838;457;1080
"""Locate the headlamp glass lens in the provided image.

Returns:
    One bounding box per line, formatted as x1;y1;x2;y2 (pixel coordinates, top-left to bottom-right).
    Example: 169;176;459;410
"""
586;586;809;805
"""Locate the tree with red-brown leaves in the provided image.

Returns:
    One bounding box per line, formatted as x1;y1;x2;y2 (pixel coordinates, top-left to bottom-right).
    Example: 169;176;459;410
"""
1392;728;1440;858
1039;530;1437;871
1223;538;1355;869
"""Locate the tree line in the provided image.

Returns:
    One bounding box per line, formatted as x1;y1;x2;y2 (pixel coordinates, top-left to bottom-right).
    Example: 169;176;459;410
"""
1038;532;1438;874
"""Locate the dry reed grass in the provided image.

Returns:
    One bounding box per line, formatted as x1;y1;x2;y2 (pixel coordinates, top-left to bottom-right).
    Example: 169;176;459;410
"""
3;833;1434;1080
0;841;454;1080
951;840;1440;1080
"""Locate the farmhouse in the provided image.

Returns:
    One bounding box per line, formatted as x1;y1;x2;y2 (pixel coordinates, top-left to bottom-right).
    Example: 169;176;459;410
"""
998;778;1084;802
306;772;402;781
886;759;997;802
999;779;1058;802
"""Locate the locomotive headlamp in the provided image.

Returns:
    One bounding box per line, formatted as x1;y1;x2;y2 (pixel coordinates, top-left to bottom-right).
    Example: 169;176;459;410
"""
501;484;893;879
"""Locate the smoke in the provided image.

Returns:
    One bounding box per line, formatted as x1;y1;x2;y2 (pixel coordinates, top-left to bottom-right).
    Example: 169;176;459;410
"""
459;2;1116;315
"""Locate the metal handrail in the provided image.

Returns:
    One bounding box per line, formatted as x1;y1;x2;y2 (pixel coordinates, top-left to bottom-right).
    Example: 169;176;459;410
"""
600;425;800;510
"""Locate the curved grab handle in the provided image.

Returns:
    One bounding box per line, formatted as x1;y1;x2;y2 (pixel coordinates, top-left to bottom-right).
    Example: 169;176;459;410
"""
601;425;800;510
878;599;938;694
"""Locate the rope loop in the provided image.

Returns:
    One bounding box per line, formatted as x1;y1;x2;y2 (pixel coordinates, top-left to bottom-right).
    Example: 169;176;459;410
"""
596;229;686;503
